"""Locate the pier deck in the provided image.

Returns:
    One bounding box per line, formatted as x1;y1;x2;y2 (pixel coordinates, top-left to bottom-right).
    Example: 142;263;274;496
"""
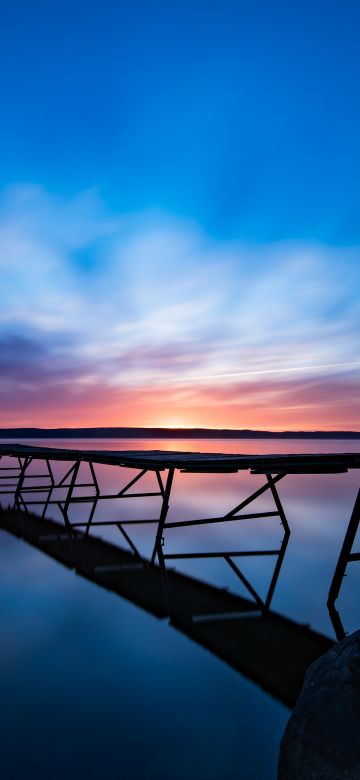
0;442;359;472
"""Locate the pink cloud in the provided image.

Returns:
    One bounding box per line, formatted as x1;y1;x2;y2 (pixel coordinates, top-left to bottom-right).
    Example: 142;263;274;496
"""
1;372;359;430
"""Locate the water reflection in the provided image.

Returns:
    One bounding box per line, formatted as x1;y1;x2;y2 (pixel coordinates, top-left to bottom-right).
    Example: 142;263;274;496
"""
1;439;360;779
1;441;360;643
0;504;332;709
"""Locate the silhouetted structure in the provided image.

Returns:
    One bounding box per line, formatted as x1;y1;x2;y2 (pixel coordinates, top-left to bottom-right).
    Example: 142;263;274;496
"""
0;443;359;640
327;488;360;639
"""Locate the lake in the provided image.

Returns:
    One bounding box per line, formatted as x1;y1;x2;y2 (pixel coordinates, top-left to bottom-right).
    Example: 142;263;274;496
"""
1;438;360;779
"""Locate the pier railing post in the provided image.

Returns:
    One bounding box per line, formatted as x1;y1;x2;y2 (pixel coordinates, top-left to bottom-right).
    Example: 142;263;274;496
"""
264;474;290;610
151;467;174;566
327;487;360;637
58;460;81;562
150;467;174;615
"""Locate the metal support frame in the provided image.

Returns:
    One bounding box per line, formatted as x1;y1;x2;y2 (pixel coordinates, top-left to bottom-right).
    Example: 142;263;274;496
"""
1;455;169;562
1;454;290;612
14;457;32;512
161;472;289;613
4;450;360;636
150;468;175;613
0;454;23;490
0;455;56;499
327;487;360;639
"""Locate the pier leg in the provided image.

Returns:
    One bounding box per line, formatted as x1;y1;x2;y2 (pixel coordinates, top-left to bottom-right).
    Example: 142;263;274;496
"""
40;459;56;518
264;475;290;610
83;462;100;536
11;457;33;534
151;468;174;615
327;487;360;639
59;460;81;562
151;468;174;565
14;457;31;507
0;455;23;499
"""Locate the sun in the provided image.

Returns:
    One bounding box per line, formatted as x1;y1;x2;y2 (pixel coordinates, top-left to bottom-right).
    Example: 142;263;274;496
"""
155;417;193;429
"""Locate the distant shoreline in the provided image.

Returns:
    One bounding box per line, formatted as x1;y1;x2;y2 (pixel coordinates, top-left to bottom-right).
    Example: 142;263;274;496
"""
0;427;360;439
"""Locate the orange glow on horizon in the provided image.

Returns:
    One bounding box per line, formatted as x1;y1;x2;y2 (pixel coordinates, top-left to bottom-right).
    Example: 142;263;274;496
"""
1;375;359;432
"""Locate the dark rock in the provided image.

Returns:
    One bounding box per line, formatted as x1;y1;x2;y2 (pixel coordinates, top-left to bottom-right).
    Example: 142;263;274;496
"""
278;629;360;779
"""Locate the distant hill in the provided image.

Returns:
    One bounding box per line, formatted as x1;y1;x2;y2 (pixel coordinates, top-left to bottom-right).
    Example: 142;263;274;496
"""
0;427;360;439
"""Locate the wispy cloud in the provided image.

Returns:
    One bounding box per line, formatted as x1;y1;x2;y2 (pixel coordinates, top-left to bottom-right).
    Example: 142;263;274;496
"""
0;183;359;428
176;361;360;384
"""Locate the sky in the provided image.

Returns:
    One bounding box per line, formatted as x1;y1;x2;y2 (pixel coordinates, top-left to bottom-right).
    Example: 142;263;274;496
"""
0;0;359;430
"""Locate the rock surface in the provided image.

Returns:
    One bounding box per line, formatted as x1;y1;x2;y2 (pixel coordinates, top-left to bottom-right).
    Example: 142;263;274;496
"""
278;629;360;779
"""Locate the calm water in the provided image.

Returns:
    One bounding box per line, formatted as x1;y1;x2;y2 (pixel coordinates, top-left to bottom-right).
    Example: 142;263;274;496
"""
1;438;360;779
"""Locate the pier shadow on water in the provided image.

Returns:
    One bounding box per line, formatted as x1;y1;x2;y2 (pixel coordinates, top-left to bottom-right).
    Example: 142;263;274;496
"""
0;506;333;710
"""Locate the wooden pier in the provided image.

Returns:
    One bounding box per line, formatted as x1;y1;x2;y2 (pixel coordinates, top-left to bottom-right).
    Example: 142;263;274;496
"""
0;443;360;638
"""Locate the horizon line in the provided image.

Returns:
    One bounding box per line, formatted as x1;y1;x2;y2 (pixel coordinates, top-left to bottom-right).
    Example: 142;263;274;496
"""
0;425;359;436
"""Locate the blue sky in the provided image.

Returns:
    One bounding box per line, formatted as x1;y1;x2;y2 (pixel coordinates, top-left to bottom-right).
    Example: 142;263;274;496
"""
2;0;360;243
0;0;359;428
